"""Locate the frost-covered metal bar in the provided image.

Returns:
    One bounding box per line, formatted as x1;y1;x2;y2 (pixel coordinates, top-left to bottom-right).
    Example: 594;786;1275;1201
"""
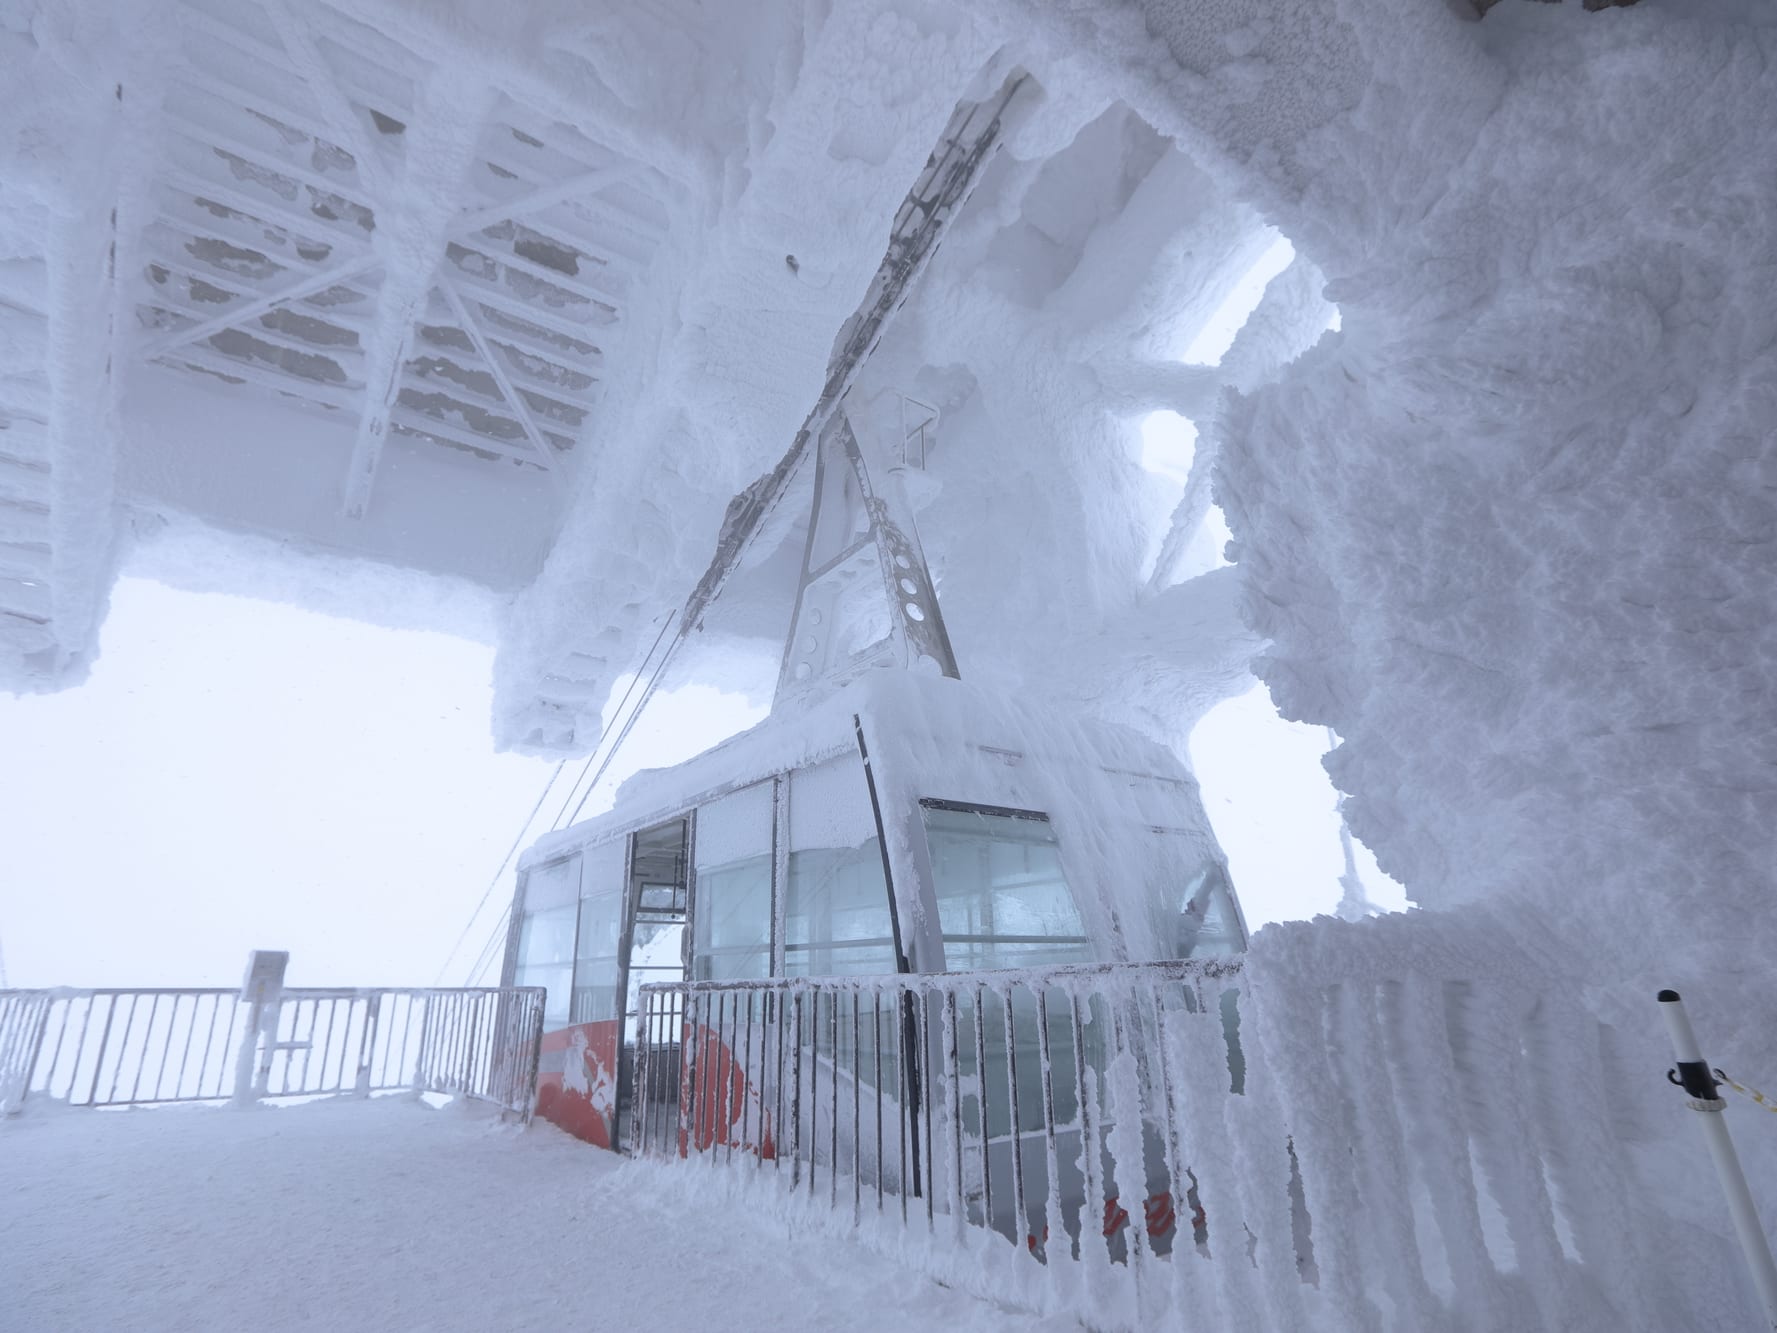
0;986;544;1117
672;72;1030;656
1659;990;1777;1329
632;958;1238;1266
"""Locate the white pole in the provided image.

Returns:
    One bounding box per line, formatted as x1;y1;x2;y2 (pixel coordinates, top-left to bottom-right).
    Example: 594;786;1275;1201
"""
1659;989;1777;1329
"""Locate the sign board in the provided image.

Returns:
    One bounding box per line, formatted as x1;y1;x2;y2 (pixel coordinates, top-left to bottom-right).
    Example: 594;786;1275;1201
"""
241;950;289;1005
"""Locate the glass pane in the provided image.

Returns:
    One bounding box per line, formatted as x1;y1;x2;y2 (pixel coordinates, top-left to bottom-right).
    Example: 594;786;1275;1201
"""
1175;861;1244;958
516;855;583;1026
572;840;626;1023
784;756;895;977
693;782;774;982
624;921;686;1025
516;901;578;1027
695;855;773;981
577;893;623;963
522;855;580;910
622;819;689;1043
516;962;573;1027
921;804;1091;971
570;960;620;1024
517;903;577;968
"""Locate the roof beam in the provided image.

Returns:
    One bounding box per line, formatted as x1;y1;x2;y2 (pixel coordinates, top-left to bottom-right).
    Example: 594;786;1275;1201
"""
163;116;378;216
172;62;360;170
264;0;392;198
442;242;625;324
143;254;379;357
441;284;567;489
157;344;360;413
159;166;376;255
388;408;548;467
174;4;306;83
466;149;664;253
448;277;610;349
449;164;637;236
340;71;497;519
141;247;378;332
447;233;629;307
405;337;596;424
152;193;359;272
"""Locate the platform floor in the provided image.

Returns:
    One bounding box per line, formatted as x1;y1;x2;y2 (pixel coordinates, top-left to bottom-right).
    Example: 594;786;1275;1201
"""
0;1097;1062;1332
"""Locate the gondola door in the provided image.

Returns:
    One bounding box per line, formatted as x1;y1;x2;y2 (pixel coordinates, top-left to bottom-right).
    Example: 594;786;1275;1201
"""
613;816;690;1150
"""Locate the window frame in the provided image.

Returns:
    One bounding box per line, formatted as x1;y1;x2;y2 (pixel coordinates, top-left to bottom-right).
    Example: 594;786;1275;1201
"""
915;796;1094;973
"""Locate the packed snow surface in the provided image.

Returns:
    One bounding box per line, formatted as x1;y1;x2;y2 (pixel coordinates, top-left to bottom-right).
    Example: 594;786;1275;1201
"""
0;1097;1071;1332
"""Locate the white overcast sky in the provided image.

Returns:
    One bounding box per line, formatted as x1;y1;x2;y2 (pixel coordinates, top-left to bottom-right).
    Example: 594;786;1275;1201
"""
0;578;551;988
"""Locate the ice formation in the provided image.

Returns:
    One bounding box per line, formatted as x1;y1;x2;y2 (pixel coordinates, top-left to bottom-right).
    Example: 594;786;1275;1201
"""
4;0;1775;1325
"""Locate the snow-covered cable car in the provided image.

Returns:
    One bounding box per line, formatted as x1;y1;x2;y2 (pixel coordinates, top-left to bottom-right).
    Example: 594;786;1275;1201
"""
507;668;1247;1151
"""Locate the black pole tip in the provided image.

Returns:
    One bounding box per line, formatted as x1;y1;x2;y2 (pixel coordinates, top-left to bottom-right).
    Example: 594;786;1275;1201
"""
1657;989;1681;1003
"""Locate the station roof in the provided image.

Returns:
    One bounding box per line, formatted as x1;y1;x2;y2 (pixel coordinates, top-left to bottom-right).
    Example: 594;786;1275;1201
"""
0;0;1002;748
2;0;697;686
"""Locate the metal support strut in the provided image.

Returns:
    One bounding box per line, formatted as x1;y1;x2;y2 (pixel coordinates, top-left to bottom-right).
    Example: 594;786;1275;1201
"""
1658;989;1777;1329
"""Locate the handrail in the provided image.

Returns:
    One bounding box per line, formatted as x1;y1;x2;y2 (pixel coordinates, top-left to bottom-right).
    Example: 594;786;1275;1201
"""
0;985;546;1118
665;957;1243;995
633;918;1666;1332
634;957;1241;1260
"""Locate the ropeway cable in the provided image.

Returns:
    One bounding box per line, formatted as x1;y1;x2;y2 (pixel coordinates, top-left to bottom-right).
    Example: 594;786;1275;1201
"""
443;609;681;988
563;616;682;828
432;761;566;986
462;905;512;987
547;608;678;832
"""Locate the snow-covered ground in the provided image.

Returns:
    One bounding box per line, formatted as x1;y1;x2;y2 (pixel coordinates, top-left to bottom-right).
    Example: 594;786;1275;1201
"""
0;1098;1071;1332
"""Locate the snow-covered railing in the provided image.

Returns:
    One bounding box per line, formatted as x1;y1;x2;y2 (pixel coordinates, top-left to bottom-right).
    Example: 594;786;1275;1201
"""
636;919;1668;1331
634;959;1242;1259
0;986;545;1119
1235;914;1665;1331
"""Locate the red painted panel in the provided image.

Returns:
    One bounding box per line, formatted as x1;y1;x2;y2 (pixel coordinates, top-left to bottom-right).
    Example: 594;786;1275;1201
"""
535;1020;620;1149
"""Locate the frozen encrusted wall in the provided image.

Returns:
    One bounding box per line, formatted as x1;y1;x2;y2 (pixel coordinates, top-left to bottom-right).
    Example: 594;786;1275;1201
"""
998;0;1777;1070
0;2;142;692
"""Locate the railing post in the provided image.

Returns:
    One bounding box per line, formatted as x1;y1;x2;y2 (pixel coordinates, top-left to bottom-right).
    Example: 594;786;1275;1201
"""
520;989;544;1124
86;996;120;1108
354;993;380;1098
635;990;655;1156
463;996;483;1099
1;993;54;1115
412;992;436;1097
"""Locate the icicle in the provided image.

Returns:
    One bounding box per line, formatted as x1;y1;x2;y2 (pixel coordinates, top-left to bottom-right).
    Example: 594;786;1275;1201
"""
1246;967;1380;1332
1328;977;1447;1330
1159;978;1250;1332
1217;982;1313;1332
1459;986;1574;1323
1393;973;1514;1329
1524;989;1657;1324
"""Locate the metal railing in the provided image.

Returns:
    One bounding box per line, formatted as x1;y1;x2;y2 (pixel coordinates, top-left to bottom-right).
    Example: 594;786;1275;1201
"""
630;922;1673;1331
634;959;1241;1260
0;986;545;1118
